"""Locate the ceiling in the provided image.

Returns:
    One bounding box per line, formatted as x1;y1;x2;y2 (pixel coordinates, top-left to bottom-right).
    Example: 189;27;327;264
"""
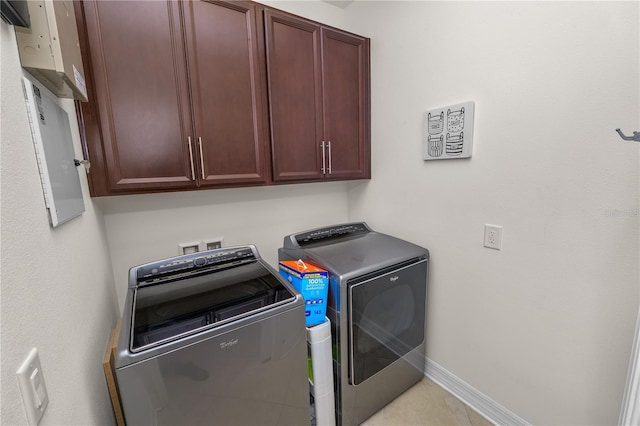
322;0;354;9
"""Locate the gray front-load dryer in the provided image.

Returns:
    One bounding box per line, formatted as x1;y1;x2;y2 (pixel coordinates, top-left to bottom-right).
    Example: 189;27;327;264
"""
115;246;310;425
279;223;429;426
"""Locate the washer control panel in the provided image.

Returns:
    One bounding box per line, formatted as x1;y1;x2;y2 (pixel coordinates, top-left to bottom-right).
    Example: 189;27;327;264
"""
135;246;256;285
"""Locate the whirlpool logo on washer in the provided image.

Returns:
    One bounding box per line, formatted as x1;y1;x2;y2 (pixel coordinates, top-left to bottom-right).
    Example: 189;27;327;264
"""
390;276;399;282
219;338;239;349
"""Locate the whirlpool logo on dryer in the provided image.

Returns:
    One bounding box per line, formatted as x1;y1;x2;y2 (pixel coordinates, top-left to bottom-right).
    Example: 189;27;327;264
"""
219;338;239;349
390;276;399;282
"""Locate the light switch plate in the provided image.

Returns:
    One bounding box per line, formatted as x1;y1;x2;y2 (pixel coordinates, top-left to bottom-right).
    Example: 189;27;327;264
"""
16;348;49;425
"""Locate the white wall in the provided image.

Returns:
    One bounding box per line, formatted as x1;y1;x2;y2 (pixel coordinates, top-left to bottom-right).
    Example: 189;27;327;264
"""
3;2;637;425
0;24;118;425
99;182;350;310
344;1;640;425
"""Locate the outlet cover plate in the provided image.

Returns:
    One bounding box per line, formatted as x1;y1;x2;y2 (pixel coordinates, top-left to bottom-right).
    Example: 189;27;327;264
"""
484;224;503;250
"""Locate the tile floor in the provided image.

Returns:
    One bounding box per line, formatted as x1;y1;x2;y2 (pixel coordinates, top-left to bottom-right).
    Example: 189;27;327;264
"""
360;377;494;426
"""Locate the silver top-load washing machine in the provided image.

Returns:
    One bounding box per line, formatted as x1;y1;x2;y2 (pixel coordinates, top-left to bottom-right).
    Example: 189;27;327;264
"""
115;245;310;426
279;223;429;426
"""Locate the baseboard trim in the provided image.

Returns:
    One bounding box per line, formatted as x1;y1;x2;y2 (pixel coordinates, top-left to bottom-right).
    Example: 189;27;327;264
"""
425;358;530;426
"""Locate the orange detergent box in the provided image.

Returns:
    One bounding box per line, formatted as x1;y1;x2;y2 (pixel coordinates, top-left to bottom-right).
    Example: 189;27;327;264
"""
279;260;328;327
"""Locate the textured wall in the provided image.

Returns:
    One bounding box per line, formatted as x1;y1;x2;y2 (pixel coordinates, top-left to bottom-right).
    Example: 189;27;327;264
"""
344;1;639;424
1;24;119;425
99;182;351;311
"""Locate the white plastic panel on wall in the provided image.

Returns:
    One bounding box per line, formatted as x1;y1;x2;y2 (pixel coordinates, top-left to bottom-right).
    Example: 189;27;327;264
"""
22;72;85;227
423;101;474;160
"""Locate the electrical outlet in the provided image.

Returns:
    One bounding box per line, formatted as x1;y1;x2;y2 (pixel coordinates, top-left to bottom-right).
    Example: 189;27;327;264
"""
483;224;503;250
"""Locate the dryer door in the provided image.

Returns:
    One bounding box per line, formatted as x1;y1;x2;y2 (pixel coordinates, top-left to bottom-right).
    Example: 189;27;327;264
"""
348;258;427;385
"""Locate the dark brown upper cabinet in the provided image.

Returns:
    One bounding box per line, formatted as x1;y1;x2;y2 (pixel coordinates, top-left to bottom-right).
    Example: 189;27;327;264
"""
79;1;195;194
182;0;269;188
321;27;370;180
76;1;369;197
265;10;370;182
77;0;268;196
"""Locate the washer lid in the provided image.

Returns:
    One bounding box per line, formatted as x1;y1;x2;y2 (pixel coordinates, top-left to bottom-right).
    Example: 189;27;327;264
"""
129;252;296;353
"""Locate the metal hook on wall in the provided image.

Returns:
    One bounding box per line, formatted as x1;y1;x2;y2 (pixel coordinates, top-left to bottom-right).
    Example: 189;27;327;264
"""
616;128;640;142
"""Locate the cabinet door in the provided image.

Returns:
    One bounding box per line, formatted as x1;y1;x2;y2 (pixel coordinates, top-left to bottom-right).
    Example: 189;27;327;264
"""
322;28;370;180
183;0;269;186
265;11;324;182
81;1;196;193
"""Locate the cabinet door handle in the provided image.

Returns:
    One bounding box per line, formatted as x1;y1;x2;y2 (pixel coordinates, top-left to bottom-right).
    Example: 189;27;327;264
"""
321;141;326;174
188;137;196;180
198;137;205;180
328;141;332;174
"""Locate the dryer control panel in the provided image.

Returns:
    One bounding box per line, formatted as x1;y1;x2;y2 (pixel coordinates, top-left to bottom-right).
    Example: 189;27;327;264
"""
287;222;371;248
